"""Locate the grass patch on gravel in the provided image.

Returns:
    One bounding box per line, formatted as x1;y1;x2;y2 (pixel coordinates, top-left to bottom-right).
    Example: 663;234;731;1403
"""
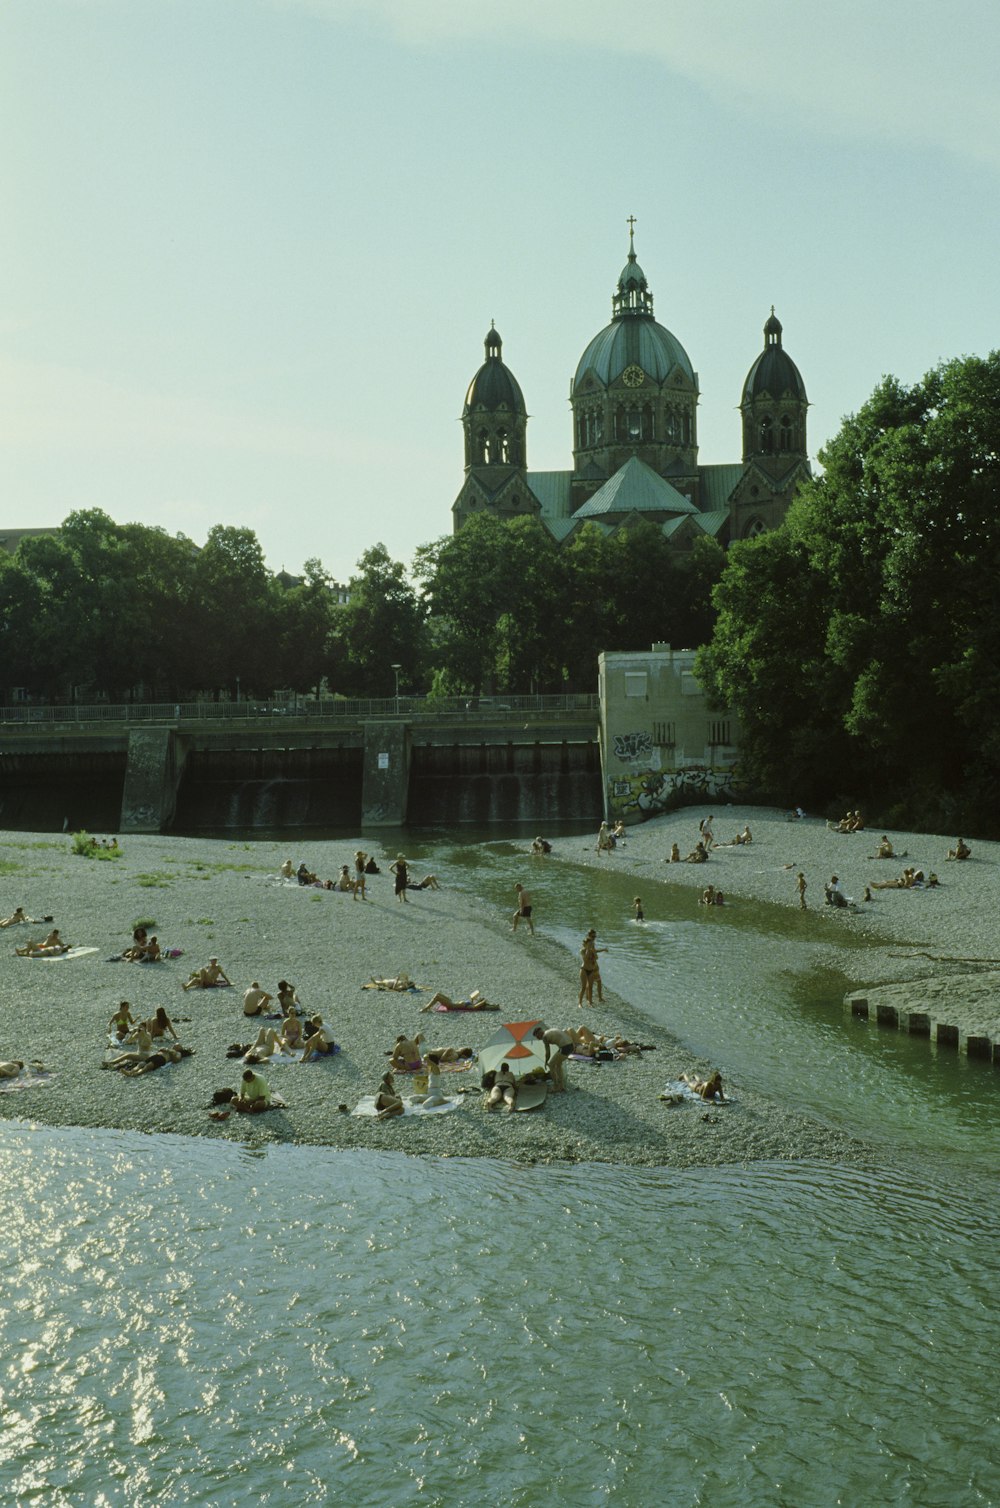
136;872;173;888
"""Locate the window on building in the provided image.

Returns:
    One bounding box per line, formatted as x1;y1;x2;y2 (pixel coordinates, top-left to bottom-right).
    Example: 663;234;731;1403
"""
624;672;647;698
709;720;731;745
653;720;675;745
780;416;793;452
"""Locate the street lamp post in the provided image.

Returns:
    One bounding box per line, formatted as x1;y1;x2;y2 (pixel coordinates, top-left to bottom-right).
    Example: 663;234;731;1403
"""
391;663;402;715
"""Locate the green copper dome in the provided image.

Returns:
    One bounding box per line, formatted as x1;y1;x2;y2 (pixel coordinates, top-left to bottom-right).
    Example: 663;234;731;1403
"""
574;232;695;390
464;326;526;414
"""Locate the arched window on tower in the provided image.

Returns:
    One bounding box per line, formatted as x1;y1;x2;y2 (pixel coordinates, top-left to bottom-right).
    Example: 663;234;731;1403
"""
614;405;627;441
497;429;509;463
759;416;774;453
780;416;793;452
577;414;585;449
477;429;490;464
683;411;691;444
642;403;653;440
744;517;766;539
627;408;641;439
664;409;679;443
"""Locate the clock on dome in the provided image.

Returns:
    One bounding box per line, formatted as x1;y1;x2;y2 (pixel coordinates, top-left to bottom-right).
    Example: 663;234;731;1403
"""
622;364;645;387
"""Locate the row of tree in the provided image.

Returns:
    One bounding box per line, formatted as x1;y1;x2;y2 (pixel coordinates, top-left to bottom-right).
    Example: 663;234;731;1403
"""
697;352;1000;833
0;509;725;703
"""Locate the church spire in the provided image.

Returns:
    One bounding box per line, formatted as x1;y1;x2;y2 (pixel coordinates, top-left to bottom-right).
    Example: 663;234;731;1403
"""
613;216;654;320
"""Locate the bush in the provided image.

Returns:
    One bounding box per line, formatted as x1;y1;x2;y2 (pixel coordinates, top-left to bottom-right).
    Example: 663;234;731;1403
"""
70;830;122;861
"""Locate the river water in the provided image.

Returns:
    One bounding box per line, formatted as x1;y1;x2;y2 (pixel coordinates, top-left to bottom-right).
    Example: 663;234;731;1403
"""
2;828;997;1507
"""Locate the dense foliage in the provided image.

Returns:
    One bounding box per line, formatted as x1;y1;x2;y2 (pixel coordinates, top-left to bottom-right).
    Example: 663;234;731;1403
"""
0;508;723;704
697;353;1000;831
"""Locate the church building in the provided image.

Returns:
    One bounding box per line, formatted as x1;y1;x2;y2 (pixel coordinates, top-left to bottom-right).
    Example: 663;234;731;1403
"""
453;225;811;548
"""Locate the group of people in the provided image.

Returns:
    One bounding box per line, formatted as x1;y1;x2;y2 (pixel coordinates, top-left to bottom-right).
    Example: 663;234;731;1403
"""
830;810;866;833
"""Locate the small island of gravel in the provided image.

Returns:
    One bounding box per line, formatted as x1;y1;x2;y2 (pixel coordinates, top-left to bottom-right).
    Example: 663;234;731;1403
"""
0;807;993;1168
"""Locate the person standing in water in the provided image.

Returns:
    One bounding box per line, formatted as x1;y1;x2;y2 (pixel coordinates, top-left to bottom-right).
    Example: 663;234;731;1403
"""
511;883;534;935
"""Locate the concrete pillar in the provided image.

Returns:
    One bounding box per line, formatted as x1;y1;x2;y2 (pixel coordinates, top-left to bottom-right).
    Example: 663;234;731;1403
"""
361;722;411;826
120;729;187;833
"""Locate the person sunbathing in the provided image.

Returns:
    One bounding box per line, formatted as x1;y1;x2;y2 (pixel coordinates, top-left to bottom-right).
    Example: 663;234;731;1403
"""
684;843;709;863
108;1001;136;1040
301;1016;337;1063
0;1059;26;1078
182;957;231;990
873;836;895;859
134;935;162;963
297;862;318;886
368;973;414;992
375;1072;405;1119
335;865;356;894
18;929;68;955
870;868;918;890
118;1045;190;1077
433;1046;475;1062
668;843;681;863
245;1026;282;1062
390;1033;424;1071
484;1063;517;1112
280;1008;303;1050
947;838;971;861
0;907;28;927
101;1026;153;1070
681;1070;726;1102
410;1052;448;1107
419;989;494;1013
279;858;294;879
406;874;440;891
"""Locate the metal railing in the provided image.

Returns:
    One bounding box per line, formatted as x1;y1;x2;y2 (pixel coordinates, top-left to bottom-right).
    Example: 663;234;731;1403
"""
0;693;599;728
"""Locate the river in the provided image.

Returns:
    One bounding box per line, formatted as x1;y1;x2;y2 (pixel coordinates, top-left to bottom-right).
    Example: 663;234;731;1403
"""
1;827;997;1506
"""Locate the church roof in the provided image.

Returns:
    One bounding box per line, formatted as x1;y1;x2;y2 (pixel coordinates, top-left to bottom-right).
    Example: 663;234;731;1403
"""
526;471;574;518
573;457;699;519
573;229;695;390
741;310;807;404
697;464;745;511
464;326;526;414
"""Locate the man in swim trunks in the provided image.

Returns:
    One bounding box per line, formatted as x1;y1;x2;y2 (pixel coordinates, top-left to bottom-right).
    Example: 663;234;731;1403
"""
183;957;232;990
485;1063;517;1112
242;981;273;1017
0;907;27;927
511;883;534;934
300;1016;337;1062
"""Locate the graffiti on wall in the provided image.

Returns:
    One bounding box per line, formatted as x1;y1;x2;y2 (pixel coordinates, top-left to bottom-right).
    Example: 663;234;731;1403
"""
612;730;654;763
608;763;740;824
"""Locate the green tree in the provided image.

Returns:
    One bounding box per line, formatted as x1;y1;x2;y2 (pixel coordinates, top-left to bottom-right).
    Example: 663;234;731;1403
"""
334;544;426;697
698;353;1000;825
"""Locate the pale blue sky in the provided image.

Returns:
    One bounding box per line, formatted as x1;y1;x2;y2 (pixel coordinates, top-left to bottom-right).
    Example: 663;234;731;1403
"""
2;0;998;581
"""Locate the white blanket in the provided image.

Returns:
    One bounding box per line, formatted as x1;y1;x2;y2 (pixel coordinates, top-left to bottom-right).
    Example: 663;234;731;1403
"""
352;1094;463;1118
0;1067;54;1093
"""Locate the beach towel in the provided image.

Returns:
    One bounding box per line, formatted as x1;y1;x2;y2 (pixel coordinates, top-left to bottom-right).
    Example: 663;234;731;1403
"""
0;1067;54;1093
242;1045;340;1066
352;1095;463;1117
390;1058;473;1075
17;945;98;961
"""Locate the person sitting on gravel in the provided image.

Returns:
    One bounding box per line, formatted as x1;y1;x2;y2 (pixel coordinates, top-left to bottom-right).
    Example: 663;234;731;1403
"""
276;980;299;1013
279;858;294;879
946;837;971;861
335;865;356;894
874;835;896;859
684;843;710;864
390;1033;424;1071
681;1070;726;1102
531;836;553;854
870;868;919;890
0;907;28;927
139;935;162;963
668;843;681;863
407;873;440;891
409;1052;448;1107
183;957;231;991
824;876;849;908
108;1001;136;1040
297;862;318;886
232;1067;271;1112
300;1016;337;1063
243;982;273;1017
140;1006;180;1042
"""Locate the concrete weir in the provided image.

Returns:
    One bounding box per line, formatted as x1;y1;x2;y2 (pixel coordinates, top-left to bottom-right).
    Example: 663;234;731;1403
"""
846;972;1000;1064
120;729;189;833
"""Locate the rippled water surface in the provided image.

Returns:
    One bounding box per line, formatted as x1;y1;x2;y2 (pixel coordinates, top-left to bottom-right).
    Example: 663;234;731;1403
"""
1;1128;998;1508
3;825;999;1505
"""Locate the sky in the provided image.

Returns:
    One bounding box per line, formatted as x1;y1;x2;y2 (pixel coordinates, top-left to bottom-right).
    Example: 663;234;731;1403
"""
2;0;999;583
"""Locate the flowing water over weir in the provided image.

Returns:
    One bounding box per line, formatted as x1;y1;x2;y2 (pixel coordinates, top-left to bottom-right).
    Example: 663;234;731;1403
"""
0;824;997;1506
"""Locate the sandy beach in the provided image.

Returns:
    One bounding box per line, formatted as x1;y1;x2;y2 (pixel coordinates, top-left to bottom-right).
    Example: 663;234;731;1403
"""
0;807;995;1167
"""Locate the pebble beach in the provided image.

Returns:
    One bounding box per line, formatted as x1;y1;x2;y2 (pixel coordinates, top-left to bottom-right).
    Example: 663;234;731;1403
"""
1;807;995;1168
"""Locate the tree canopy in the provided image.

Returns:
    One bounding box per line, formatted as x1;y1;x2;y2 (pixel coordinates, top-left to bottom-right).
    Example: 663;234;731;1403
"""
697;353;1000;830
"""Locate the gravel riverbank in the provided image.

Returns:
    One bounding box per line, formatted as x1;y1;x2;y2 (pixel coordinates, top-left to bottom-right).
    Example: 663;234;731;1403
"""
1;809;992;1167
